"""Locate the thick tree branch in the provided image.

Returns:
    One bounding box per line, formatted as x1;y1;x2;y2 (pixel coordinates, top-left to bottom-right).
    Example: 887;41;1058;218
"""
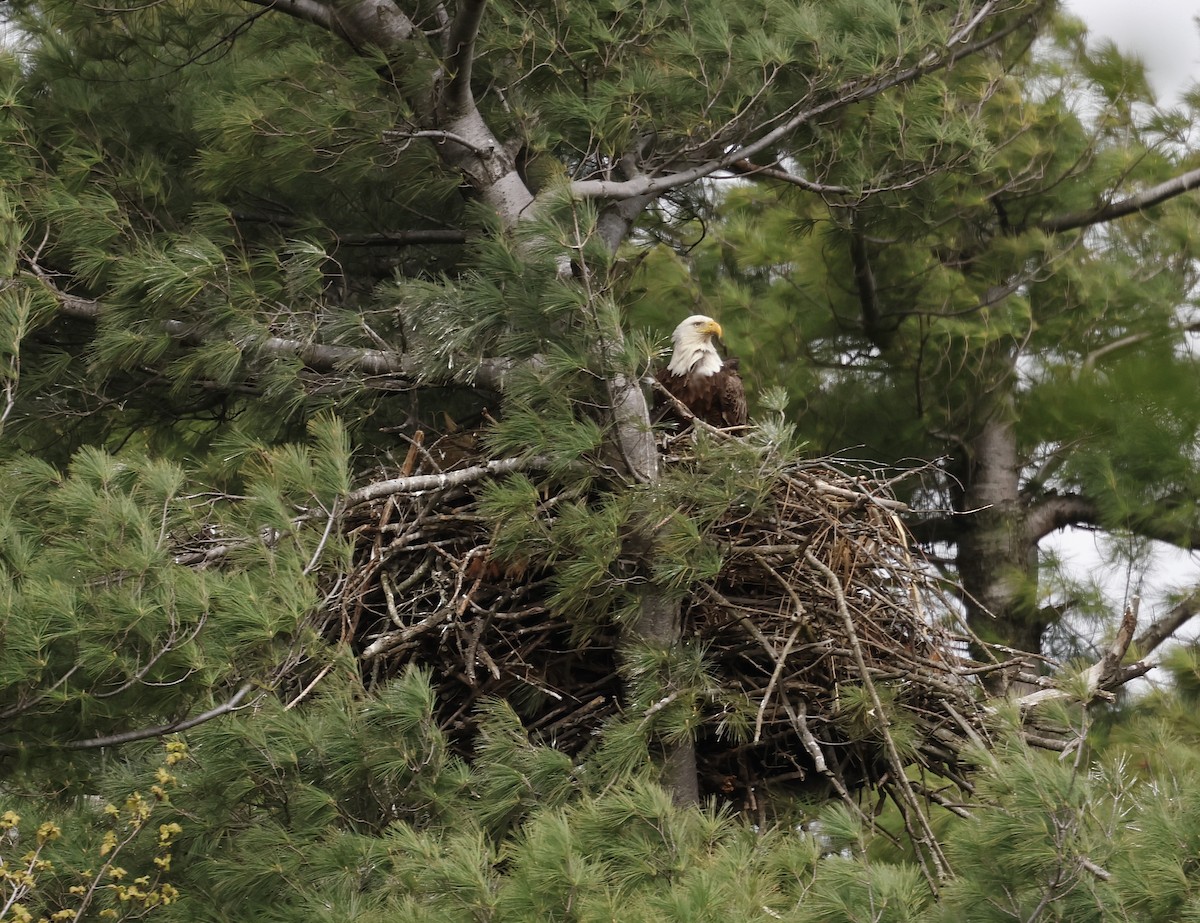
444;0;487;115
569;2;1046;202
1025;494;1098;543
1039;166;1200;234
240;0;422;81
246;0;532;222
1025;492;1200;550
1131;590;1200;661
241;0;334;31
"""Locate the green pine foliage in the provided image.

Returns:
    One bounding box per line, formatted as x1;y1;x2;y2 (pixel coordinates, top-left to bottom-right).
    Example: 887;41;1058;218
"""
2;0;1199;919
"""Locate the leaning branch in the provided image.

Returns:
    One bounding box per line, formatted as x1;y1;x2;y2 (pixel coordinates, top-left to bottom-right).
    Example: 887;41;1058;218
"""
1025;492;1200;550
61;683;255;750
239;0;334;31
1039;166;1200;234
1018;601;1139;709
569;2;1045;202
45;285;524;391
1131;590;1200;661
344;455;550;507
444;0;488;115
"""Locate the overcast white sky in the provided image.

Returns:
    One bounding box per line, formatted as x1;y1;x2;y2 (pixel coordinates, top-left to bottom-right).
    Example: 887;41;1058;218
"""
1064;0;1200;102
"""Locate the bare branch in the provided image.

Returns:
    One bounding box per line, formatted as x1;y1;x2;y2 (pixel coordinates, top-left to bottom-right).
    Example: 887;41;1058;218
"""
1025;494;1098;543
1040;166;1200;234
1019;591;1200;706
384;128;495;157
241;0;419;48
1026;492;1200;550
60;683;255;750
1131;590;1200;660
444;0;487;115
569;2;1046;202
344;455;550;507
727;158;854;195
45;284;526;391
239;0;334;31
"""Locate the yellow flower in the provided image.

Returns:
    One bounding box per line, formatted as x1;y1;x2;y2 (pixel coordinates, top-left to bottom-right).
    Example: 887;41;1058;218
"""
109;866;128;881
157;823;182;843
99;831;118;857
35;822;61;844
154;767;176;786
164;741;189;766
1;810;19;827
51;910;74;921
160;883;179;904
99;911;119;919
126;793;152;819
153;853;172;870
8;904;32;923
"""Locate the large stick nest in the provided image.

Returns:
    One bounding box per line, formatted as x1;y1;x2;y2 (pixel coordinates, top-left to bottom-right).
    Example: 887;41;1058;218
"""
322;431;1008;814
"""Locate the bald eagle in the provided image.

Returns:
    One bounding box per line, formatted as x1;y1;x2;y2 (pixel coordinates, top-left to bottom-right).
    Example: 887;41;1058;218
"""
656;314;748;428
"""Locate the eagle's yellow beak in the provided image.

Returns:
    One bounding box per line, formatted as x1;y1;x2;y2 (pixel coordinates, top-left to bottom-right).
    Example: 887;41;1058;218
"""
701;319;724;340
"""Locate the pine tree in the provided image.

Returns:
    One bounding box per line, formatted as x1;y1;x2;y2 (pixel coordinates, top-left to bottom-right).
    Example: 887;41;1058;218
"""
627;12;1200;664
3;1;1200;920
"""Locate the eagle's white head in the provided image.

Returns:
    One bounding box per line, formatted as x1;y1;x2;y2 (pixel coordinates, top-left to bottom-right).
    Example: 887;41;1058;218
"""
666;314;724;377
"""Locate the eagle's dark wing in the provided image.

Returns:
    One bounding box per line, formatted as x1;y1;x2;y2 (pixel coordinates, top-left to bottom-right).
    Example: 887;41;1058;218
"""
715;358;748;427
656;360;747;429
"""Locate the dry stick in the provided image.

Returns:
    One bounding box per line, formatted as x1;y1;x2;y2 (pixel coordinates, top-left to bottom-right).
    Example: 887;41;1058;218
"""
284;662;336;710
783;698;900;847
345;455;550;507
805;549;951;886
750;552;809;743
1017;599;1140;711
753;624;801;745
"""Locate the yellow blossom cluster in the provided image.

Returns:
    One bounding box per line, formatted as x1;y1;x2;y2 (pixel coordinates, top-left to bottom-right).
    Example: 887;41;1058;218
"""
1;739;189;923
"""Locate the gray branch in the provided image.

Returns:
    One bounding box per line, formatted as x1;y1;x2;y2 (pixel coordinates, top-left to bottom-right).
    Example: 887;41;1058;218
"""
1040;166;1200;234
344;455;549;507
1131;591;1200;661
240;0;334;31
61;683;254;750
444;0;488;115
47;286;520;391
1025;492;1200;550
569;2;1045;202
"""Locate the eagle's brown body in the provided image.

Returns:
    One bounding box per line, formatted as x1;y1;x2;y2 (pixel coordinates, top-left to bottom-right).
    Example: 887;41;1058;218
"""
656;315;748;428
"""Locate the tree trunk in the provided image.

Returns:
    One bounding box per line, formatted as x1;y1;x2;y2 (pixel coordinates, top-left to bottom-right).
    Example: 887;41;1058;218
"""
955;414;1045;660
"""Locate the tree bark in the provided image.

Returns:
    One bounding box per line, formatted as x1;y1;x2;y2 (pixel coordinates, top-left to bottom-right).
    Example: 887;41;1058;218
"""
955;412;1045;660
